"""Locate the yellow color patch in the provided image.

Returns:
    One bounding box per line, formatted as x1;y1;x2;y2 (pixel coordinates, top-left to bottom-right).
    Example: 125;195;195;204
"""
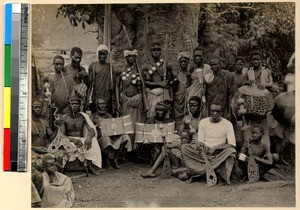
4;87;11;128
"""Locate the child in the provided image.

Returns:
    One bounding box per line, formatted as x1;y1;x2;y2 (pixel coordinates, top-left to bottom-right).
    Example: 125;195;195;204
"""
238;126;279;182
141;129;192;178
40;154;75;208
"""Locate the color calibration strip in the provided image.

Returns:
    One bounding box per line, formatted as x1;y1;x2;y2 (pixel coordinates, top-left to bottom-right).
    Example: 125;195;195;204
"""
3;3;29;171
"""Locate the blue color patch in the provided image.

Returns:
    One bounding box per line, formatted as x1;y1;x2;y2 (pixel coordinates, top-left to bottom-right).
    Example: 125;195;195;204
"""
5;3;12;45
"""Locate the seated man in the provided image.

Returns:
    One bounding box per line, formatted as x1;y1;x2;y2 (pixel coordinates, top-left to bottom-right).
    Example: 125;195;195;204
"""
144;100;174;164
238;125;279;182
181;100;237;185
48;96;102;175
40;154;75;208
91;97;132;169
179;96;202;137
141;129;192;178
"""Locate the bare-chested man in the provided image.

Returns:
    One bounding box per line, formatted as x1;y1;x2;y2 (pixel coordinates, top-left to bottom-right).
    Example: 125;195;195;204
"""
58;96;102;175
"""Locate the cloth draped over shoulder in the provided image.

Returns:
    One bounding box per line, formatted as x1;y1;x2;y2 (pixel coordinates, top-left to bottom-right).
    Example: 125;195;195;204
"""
40;171;75;208
247;67;272;86
49;72;74;114
47;112;102;168
186;64;211;103
89;62;113;106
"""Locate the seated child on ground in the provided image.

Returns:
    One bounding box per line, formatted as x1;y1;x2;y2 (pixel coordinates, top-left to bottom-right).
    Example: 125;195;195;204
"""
141;129;192;178
238;125;279;182
40;154;75;208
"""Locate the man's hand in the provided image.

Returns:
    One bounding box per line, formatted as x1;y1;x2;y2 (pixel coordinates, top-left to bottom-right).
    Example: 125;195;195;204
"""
207;148;215;155
76;71;88;79
84;138;92;150
244;80;255;86
160;80;169;88
257;84;266;90
70;138;83;148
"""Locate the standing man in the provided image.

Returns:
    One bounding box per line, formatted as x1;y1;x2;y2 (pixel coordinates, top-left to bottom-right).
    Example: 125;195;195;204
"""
65;47;90;108
45;55;75;114
230;57;247;96
186;47;212;117
205;57;233;119
116;48;145;124
244;50;273;90
142;42;173;119
181;100;237;185
88;44;114;114
173;51;191;130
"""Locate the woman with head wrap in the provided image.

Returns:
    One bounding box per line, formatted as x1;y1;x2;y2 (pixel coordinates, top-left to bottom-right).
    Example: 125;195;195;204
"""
116;48;145;125
88;44;115;114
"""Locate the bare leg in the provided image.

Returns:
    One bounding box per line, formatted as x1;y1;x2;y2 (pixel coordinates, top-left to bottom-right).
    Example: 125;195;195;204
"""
141;153;164;178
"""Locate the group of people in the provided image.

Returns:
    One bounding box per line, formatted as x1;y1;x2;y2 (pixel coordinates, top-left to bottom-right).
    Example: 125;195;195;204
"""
31;42;295;207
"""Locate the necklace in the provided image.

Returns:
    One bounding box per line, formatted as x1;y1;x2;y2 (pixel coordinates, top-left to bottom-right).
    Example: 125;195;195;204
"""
121;66;134;81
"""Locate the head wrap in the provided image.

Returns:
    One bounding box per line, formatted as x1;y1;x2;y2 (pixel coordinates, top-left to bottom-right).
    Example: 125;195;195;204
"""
96;44;109;57
124;49;138;58
177;51;191;61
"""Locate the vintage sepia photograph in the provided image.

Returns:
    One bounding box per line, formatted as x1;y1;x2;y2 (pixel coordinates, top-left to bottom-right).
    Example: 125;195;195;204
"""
31;2;295;208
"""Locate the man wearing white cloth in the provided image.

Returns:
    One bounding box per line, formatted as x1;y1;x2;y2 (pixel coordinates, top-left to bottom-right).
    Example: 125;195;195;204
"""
48;96;102;175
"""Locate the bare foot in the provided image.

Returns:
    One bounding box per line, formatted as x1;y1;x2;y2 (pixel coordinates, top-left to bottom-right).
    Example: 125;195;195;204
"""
141;172;157;178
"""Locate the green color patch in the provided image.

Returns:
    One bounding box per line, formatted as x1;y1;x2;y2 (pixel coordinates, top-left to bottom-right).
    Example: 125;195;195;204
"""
4;45;11;87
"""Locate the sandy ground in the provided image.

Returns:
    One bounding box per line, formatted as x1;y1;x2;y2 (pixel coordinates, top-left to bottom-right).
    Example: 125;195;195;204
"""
68;163;295;208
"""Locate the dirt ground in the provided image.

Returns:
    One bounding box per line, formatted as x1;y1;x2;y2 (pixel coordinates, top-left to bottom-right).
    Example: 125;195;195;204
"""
68;162;295;208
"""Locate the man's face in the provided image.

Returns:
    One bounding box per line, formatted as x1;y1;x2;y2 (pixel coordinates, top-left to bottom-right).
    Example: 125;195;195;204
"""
98;50;108;63
32;103;42;117
251;127;262;141
71;52;82;67
97;99;106;113
53;58;64;72
155;108;167;120
189;100;200;116
126;55;135;65
43;158;57;175
151;49;161;60
70;100;80;113
193;51;204;65
251;55;261;69
179;58;189;69
210;104;222;122
209;59;220;73
234;60;244;73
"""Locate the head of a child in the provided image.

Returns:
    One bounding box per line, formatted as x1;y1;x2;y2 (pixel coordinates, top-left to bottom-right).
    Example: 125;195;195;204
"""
181;129;192;145
251;126;264;142
42;154;57;175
